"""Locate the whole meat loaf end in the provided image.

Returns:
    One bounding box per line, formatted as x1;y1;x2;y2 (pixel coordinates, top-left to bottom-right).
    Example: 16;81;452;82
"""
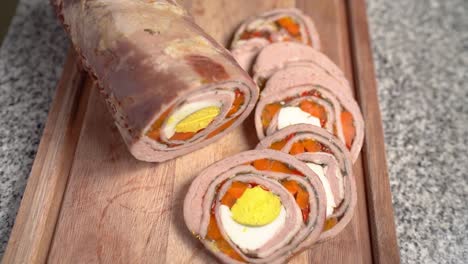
52;0;259;162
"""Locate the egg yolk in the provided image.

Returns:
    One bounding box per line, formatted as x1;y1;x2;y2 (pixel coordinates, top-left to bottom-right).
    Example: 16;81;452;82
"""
231;186;281;226
172;106;220;133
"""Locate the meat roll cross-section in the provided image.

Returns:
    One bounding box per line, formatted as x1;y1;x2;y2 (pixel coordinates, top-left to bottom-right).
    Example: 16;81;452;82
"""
252;42;351;96
255;82;364;162
52;0;259;162
230;8;320;72
184;150;327;263
256;125;357;242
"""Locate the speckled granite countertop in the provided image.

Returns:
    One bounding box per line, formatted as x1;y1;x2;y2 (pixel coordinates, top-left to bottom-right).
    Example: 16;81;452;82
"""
1;0;467;263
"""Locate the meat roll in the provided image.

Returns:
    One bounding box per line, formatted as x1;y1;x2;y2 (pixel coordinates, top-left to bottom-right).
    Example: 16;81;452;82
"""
252;42;350;95
52;0;259;162
255;83;364;162
184;150;327;263
261;64;351;98
256;125;357;242
230;8;320;72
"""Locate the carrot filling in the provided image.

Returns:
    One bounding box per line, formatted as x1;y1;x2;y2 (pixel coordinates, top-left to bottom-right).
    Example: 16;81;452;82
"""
276;17;301;38
340;111;356;149
146;106;173;141
262;90;324;131
239;16;302;42
324;217;338;231
252;159;302;176
220;181;250;208
261;103;282;128
227;89;245;117
206;215;244;261
145;90;245;144
282;180;310;223
269;137;332;155
299;100;327;127
206;181;249;262
262;90;356;149
206;181;274;262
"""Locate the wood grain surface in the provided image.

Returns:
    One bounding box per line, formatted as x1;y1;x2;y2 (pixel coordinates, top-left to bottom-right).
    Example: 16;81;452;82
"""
2;0;400;263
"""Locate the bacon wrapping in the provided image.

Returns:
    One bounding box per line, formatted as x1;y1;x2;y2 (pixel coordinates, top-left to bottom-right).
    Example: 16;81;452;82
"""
252;42;351;96
184;150;326;263
52;0;259;162
256;125;357;242
230;8;320;72
255;78;364;162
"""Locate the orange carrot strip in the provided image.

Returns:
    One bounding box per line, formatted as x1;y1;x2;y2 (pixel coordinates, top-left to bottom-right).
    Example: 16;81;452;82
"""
270;139;287;150
170;132;196;141
324;217;338;231
341;111;355;149
146;107;173;141
302;139;322;152
253;159;297;174
296;188;309;210
206;118;238;139
217;239;244;261
227;90;244;117
296;187;310;222
276;17;300;36
270;160;297;174
228;182;249;198
290;142;305;155
282;180;300;196
207;215;222;241
252;158;271;171
220;193;237;208
299;100;327;126
261;103;282;127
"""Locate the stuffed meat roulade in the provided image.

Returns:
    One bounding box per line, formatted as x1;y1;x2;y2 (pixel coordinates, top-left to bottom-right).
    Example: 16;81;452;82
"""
261;64;351;98
252;42;350;95
184;150;326;263
256;125;357;242
255;82;364;162
52;0;259;162
230;8;320;72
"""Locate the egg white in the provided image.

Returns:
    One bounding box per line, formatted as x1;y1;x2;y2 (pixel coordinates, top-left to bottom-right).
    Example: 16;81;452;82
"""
306;163;336;217
277;106;321;130
219;205;286;252
162;100;222;138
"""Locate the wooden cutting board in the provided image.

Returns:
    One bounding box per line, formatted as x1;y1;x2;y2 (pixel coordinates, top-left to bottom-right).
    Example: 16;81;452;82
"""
3;0;400;263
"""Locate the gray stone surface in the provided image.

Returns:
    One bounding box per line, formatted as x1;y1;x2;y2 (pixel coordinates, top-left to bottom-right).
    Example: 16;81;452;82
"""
0;0;466;263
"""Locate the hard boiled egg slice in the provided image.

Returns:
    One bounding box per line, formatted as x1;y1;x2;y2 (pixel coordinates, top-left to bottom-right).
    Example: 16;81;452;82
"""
219;205;286;252
277;106;321;130
306;163;336;217
219;186;286;252
163;100;222;138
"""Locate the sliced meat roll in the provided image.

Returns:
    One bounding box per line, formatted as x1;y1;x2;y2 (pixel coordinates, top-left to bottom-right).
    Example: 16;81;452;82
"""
184;150;326;263
255;84;364;162
256;125;357;242
262;64;351;98
52;0;259;162
230;8;320;72
252;42;351;95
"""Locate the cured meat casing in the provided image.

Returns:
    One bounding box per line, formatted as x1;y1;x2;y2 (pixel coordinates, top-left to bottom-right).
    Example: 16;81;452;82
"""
256;124;357;242
255;81;364;162
52;0;259;162
230;8;321;72
184;150;326;263
252;42;351;96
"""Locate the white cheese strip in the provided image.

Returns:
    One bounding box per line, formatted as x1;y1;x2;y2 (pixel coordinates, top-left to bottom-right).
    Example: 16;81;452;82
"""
306;163;336;217
277;106;321;130
219;205;286;251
